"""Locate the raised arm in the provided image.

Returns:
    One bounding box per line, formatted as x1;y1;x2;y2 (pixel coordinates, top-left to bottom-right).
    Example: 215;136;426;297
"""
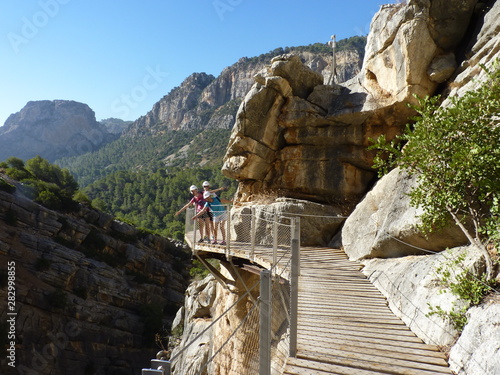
175;198;194;216
192;205;208;219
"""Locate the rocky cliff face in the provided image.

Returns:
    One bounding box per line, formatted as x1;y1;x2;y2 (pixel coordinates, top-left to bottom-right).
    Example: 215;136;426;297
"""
222;0;485;208
0;100;116;162
173;1;500;374
341;1;500;373
0;182;190;375
124;49;363;137
221;0;498;213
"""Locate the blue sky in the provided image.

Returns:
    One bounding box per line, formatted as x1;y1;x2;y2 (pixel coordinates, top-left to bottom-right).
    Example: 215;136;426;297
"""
0;1;383;126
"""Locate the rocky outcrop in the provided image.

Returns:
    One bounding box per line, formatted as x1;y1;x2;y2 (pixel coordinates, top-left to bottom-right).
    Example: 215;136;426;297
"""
127;73;216;136
125;48;363;137
222;0;490;210
0;100;115;162
341;168;469;259
169;275;216;375
0;185;190;374
222;52;408;206
449;300;500;374
170;264;290;375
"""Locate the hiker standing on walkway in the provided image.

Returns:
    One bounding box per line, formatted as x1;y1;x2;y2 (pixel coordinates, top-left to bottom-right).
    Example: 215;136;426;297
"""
175;185;211;242
202;181;226;240
193;190;231;245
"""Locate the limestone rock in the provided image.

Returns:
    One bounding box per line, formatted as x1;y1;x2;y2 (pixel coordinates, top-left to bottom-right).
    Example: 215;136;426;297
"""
427;0;479;50
362;3;439;103
428;52;458;83
268;54;324;98
222;0;482;209
222;53;408;207
449;301;500;375
171;275;216;375
0;100;115;162
446;0;500;97
341;168;468;260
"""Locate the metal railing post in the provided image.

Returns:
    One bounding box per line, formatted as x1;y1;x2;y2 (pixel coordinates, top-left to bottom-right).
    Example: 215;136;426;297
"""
250;206;256;261
226;206;231;257
193;210;197;249
294;216;301;275
259;269;272;375
273;214;278;269
289;237;299;357
151;360;171;375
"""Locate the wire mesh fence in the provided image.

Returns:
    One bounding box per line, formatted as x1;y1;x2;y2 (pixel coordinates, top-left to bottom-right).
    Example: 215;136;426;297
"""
179;205;300;375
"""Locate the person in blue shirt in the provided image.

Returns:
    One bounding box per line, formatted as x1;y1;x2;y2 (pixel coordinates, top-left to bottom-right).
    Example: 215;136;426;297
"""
193;190;231;245
201;181;226;241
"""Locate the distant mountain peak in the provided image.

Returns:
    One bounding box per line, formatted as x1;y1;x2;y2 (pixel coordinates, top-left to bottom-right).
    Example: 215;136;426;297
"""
0;100;116;162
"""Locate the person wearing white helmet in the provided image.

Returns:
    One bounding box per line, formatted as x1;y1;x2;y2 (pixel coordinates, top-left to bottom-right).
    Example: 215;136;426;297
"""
175;185;211;242
193;190;231;245
201;181;226;240
202;181;225;197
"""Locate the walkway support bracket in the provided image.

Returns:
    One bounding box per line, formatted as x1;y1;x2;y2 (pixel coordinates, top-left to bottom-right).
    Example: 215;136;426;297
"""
195;253;235;290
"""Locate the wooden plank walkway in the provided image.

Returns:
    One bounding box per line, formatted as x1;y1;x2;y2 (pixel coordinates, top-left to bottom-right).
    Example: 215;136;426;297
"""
283;247;452;375
186;234;452;374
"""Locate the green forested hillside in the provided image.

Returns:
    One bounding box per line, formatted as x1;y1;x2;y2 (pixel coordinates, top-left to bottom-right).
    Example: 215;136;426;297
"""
56;128;237;240
84;166;237;240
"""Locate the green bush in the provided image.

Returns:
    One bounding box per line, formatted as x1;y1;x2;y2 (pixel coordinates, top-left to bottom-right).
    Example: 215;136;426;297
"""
427;251;493;331
369;61;500;277
3;156;82;211
36;190;62;210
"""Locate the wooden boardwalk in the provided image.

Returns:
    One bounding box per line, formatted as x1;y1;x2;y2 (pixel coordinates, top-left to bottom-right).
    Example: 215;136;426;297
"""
187;234;452;374
283;247;452;375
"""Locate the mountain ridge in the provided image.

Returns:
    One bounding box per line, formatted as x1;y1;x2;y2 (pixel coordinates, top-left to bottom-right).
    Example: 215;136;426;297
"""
0;100;116;163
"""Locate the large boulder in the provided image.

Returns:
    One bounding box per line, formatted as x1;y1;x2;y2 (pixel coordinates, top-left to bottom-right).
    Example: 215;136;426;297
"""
341;168;468;260
449;301;500;375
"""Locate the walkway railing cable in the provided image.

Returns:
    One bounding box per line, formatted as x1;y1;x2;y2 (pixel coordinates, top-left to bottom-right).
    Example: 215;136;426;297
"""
368;215;500;295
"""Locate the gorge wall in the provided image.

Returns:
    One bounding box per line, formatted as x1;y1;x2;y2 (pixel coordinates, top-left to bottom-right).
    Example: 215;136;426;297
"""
0;180;191;375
